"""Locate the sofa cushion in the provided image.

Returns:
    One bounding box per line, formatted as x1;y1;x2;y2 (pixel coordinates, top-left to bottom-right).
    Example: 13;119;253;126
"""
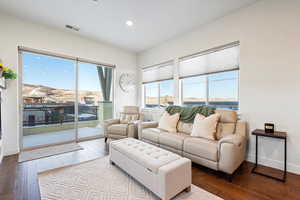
177;121;193;135
216;122;236;140
141;128;165;143
107;124;128;136
214;110;238;140
158;132;188;151
215;110;237;123
183;137;218;161
158;111;180;133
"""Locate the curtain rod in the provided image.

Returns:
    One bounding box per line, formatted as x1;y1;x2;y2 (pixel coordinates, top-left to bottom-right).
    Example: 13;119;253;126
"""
18;46;116;68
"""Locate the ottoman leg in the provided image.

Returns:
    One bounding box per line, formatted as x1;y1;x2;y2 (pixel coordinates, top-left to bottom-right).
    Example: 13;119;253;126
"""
185;186;191;192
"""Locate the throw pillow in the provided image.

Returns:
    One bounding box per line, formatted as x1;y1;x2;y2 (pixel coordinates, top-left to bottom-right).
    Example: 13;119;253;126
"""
191;113;220;140
158;111;180;133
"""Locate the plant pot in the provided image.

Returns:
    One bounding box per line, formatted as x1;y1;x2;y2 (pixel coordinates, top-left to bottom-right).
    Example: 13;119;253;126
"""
0;70;3;78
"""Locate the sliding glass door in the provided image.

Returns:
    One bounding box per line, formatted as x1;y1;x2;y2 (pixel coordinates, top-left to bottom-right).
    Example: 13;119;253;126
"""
78;62;113;140
22;52;76;149
21;51;114;149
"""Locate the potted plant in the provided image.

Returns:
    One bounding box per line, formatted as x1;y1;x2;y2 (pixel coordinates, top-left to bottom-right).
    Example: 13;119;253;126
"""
0;63;17;80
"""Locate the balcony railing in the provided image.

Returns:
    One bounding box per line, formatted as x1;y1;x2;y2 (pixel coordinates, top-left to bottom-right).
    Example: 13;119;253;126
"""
23;103;99;127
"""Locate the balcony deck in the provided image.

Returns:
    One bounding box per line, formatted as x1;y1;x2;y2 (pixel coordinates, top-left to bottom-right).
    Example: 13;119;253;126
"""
23;126;104;148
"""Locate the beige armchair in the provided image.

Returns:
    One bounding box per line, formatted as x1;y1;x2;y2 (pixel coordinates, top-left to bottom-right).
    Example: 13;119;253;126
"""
104;106;143;142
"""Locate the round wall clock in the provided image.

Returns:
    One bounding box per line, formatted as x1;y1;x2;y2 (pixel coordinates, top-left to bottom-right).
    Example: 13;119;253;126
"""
119;73;136;93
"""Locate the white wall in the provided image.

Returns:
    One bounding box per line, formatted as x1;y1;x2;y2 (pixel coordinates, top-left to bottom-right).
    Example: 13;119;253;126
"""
138;0;300;174
0;13;138;156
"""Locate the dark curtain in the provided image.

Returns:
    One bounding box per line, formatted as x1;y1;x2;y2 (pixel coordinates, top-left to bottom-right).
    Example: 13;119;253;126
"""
97;66;112;101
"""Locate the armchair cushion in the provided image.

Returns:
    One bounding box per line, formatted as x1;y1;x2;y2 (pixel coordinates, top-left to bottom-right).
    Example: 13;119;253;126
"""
120;113;139;124
183;137;218;161
107;124;128;136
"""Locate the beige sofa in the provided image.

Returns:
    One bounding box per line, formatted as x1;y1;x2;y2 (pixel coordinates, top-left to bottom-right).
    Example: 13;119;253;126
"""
138;109;247;178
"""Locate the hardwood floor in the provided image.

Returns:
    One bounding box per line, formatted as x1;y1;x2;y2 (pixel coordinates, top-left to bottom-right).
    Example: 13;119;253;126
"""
0;138;299;200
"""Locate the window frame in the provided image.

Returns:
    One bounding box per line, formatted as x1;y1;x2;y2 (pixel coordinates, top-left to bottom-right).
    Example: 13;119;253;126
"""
180;69;240;110
143;79;174;108
141;42;240;111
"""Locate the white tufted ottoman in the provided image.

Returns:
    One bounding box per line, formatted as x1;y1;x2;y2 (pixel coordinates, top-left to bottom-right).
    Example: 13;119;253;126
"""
109;138;191;200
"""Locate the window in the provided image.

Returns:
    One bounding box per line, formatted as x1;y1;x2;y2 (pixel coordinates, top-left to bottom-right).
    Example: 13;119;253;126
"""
144;82;159;108
181;70;239;110
142;62;174;108
159;80;174;107
142;42;240;110
182;76;206;106
208;71;239;110
144;80;174;108
179;43;239;110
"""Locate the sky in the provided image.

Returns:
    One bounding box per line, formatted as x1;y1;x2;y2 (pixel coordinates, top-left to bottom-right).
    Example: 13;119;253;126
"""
23;52;238;100
23;52;103;92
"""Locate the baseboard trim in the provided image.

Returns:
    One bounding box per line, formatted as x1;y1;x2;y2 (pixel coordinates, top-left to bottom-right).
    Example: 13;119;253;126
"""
3;148;19;157
246;154;300;175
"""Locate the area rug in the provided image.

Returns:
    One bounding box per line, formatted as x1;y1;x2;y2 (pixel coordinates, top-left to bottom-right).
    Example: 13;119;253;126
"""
38;156;223;200
19;143;83;162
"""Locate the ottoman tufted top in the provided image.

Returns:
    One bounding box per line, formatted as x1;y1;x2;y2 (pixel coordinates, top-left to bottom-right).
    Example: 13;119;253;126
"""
110;138;181;173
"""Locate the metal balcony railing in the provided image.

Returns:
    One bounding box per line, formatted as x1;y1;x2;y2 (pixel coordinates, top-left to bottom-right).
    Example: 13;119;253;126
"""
23;103;99;127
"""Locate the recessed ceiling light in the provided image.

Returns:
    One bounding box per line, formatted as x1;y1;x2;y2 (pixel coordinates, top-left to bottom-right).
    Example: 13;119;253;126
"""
126;20;133;27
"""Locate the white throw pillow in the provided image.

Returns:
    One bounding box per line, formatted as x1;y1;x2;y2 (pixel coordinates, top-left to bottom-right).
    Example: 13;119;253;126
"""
191;113;220;140
158;112;180;133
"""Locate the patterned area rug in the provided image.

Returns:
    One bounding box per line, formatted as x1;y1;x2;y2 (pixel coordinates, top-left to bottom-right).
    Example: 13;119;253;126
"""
19;143;83;162
38;156;223;200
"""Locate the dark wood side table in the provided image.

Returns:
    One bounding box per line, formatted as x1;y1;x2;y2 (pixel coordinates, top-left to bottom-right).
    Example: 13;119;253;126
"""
251;129;287;182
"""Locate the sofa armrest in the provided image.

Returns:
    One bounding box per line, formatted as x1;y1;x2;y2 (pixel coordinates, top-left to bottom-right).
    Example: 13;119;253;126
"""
103;119;120;136
126;123;136;138
218;121;247;174
140;121;159;128
104;119;120;126
218;121;247;148
138;121;159;139
234;121;247;137
218;134;244;147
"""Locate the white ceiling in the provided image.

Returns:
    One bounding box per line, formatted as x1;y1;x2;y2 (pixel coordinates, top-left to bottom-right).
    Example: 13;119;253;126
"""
0;0;259;52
